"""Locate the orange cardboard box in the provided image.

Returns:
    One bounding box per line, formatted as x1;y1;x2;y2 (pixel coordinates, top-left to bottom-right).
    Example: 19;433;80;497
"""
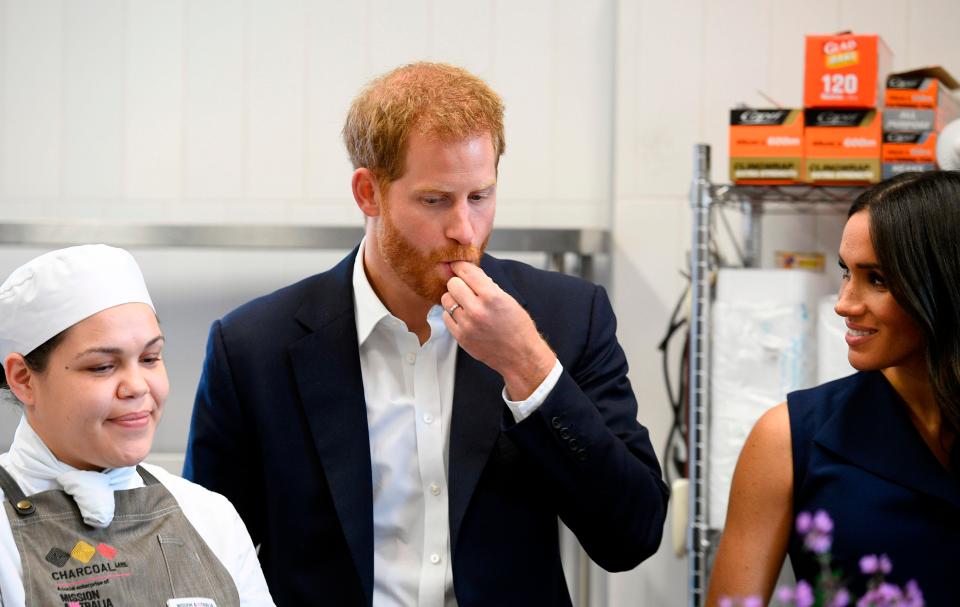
729;109;804;183
804;109;881;183
881;131;937;163
804;33;892;108
885;66;960;114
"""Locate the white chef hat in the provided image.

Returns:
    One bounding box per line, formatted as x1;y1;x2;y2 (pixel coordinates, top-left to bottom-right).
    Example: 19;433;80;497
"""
0;244;154;371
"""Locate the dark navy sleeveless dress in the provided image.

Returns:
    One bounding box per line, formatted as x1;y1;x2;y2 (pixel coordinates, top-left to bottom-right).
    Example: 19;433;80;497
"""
787;371;960;602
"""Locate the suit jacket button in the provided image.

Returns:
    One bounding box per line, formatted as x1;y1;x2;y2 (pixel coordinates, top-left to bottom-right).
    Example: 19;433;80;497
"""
559;428;571;440
568;438;579;450
551;416;562;429
576;448;587;462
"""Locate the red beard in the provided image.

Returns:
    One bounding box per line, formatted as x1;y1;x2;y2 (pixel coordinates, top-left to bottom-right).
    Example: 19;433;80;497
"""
377;210;488;304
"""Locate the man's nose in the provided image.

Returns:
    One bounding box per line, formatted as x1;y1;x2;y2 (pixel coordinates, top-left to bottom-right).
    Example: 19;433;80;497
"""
445;199;475;245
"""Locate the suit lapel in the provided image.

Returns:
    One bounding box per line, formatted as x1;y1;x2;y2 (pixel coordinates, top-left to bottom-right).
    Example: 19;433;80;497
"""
448;346;506;552
288;249;375;602
448;256;527;551
814;371;960;510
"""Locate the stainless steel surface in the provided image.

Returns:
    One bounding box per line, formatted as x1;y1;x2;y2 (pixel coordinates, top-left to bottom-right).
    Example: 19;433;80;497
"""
687;143;713;607
712;183;866;206
0;222;609;254
740;200;763;268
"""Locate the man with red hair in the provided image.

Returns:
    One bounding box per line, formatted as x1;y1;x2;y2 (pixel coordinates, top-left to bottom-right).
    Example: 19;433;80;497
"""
185;62;667;607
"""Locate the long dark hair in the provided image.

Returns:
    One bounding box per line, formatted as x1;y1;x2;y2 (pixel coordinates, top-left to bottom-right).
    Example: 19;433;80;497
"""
849;170;960;465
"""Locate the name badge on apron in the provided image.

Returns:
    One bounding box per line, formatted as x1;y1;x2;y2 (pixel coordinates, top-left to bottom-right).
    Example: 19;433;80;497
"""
166;598;217;607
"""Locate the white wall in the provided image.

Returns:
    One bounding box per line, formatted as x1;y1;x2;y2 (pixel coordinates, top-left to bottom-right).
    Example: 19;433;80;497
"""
0;0;614;227
2;0;960;605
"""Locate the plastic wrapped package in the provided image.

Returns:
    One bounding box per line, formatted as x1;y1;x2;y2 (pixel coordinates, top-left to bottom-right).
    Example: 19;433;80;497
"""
708;270;831;529
817;294;855;384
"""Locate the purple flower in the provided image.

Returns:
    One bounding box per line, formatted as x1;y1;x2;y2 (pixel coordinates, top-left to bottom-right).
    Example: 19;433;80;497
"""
905;580;925;607
812;509;834;533
877;582;902;601
776;586;795;603
856;589;878;607
718;597;734;607
859;554;879;574
804;532;832;554
743;596;763;607
796;511;813;534
831;588;851;607
878;554;892;575
796;580;815;607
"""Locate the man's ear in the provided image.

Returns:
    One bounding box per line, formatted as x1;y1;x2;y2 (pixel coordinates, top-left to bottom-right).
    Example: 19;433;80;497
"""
352;168;383;218
4;354;37;407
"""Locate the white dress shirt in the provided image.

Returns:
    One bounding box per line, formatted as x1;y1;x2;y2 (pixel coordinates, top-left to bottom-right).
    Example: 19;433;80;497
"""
352;243;561;607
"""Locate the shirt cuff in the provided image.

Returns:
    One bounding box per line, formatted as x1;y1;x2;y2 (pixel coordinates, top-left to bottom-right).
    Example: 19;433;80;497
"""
502;359;563;423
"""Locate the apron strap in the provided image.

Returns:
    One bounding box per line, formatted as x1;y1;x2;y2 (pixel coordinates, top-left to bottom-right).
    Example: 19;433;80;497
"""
0;464;36;517
136;465;161;486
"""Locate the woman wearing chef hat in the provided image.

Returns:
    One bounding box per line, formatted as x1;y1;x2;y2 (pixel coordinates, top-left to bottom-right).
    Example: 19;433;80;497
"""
0;244;274;607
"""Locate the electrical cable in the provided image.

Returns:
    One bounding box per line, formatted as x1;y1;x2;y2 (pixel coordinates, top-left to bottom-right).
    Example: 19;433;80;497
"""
658;279;690;486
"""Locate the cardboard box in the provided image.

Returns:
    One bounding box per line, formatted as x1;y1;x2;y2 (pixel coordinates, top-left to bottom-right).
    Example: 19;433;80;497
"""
885;66;960;113
729;109;804;183
882;108;949;133
804;109;881;183
882;162;935;180
882;131;937;163
804;33;892;108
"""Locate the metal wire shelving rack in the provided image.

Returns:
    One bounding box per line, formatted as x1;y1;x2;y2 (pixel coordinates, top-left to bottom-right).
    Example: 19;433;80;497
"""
685;143;865;607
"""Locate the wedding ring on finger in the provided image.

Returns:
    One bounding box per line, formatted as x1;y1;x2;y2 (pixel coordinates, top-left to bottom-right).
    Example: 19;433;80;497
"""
446;303;462;317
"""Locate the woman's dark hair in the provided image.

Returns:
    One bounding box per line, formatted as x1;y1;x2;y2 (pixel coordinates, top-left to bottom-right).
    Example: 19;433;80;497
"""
0;329;69;391
848;170;960;467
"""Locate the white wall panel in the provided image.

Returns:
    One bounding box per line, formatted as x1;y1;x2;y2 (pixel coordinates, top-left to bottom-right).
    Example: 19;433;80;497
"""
491;0;553;203
619;0;704;198
183;0;244;202
904;0;960;78
305;1;367;205
125;0;183;200
0;0;62;204
61;0;124;202
554;0;614;211
431;1;494;76
246;0;305;200
368;0;429;74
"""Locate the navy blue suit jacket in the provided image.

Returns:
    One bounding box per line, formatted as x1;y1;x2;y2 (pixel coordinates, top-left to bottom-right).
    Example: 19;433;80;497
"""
183;249;668;606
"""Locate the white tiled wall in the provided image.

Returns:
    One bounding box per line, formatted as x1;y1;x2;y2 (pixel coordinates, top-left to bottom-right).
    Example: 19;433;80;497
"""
2;0;960;605
0;0;614;227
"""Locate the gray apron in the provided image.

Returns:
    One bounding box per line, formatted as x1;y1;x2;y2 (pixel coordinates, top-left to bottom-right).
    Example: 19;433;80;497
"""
0;465;241;607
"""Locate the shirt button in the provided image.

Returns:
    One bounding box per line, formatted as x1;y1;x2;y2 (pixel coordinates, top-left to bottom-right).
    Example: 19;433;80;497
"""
430;553;441;564
430;483;441;496
423;413;434;424
405;353;416;364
